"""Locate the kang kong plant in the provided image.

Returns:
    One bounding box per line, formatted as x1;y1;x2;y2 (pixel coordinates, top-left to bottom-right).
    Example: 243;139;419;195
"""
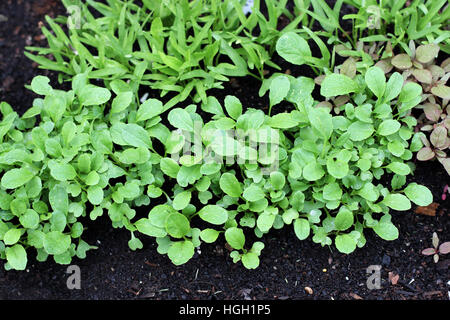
26;0;302;110
300;0;450;54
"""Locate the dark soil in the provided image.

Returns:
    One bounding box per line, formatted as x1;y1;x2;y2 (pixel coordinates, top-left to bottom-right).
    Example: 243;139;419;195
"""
0;0;449;301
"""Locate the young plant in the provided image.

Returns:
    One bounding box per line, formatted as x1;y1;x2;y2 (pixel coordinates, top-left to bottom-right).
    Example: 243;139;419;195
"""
25;0;297;110
421;232;450;263
264;61;433;254
372;42;450;174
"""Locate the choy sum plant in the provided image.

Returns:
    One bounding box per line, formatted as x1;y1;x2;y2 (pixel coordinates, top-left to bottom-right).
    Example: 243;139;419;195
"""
263;60;433;254
0;66;434;270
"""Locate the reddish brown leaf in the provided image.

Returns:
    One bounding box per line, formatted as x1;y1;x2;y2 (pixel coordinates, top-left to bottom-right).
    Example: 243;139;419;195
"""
439;242;450;254
422;248;437;255
415;202;439;216
388;272;399;285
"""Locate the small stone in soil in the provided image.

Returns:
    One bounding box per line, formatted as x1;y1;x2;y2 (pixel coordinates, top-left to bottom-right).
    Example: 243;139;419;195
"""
382;254;391;266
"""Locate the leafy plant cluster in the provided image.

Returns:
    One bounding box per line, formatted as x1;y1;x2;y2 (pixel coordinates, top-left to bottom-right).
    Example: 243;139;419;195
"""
297;0;450;54
0;60;433;269
375;43;449;174
334;38;450;174
0;0;441;271
26;0;302;109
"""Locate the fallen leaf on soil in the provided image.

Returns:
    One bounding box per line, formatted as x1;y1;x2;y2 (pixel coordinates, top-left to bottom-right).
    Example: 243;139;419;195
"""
389;272;400;285
415;202;439;216
304;287;313;295
349;293;363;300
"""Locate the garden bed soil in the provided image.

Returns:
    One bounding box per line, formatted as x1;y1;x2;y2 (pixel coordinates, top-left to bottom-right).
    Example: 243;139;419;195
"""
0;0;449;300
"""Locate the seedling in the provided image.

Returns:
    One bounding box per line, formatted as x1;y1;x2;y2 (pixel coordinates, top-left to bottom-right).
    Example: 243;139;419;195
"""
421;232;450;263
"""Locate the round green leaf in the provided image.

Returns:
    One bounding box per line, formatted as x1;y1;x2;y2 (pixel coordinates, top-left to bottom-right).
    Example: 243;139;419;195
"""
323;182;342;201
335;234;357;254
198;205;228;225
87;185;104;205
383;193;411;211
165;213;190;238
293;218;310;240
320;74;358;97
335;207;354;231
303;162;325;181
1;168;35;189
348;121;374;141
135;218;166;237
3;229;22;245
167;240;195;265
219;173;242;197
243;185;265;202
43;231;71;255
225;227;245;250
173;191;192;211
365;66;386;98
373;222;399;241
404;183;433;206
199;229;220;243
6;244;27;270
386;162;411;175
241;252;260;269
377;119;401;136
276;32;312;66
19;209;40;229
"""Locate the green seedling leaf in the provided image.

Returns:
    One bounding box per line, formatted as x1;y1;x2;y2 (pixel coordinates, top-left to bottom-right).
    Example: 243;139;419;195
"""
111;91;133;114
348;121;374;141
373;222;399;241
79;85;111;106
365;66;386;98
199;229;220;243
224;96;242;120
168;108;194;132
241;252;260;269
387;162;411;175
276;32;311;65
6;244;27;270
243;185;265;202
377;119;401;136
269;75;290;107
43;231;71;255
225;227;245;250
335;207;353;231
293;218;310;240
198;205;228;225
31;76;52;95
168;240;194;265
173;191;192;211
335;234;357;254
320;74;358;97
404;183;433;206
135;218;166;237
308;107;333;140
383;193;411;211
136;99;163;122
1;168;35;189
165;213;190;238
219;173;242;197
